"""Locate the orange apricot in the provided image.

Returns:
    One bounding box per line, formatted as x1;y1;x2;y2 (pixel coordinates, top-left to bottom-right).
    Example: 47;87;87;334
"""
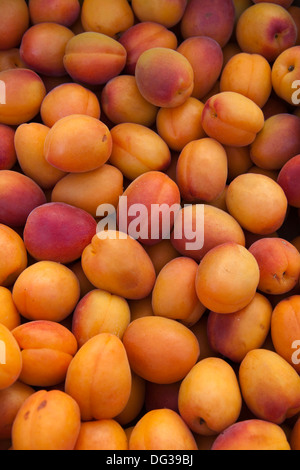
122;316;200;384
0;224;28;288
81;0;134;38
12;390;81;450
65;333;132;421
74;420;128;451
0;287;20;331
0;0;29;51
12;261;80;322
0;324;22;391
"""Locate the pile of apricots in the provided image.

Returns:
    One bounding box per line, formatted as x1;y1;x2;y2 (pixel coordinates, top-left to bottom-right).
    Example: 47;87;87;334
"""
0;0;300;452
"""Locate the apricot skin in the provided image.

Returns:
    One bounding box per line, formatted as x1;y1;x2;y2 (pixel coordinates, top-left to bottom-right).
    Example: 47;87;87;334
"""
65;333;132;421
12;390;81;451
122;316;200;384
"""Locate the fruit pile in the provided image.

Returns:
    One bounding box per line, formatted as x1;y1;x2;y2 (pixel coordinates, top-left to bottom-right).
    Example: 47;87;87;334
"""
0;0;300;452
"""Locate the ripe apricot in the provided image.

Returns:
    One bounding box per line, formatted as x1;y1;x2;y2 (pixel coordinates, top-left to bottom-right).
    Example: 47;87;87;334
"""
81;231;156;300
29;0;80;27
12;261;80;322
129;409;198;451
131;0;187;29
152;257;206;326
220;52;272;108
75;420;128;451
195;243;260;314
44;115;112;173
109;123;171;181
115;373;146;427
65;333;132;421
12;390;81;450
72;289;131;347
226;173;288;235
81;0;134;38
0;124;17;171
12;320;78;387
0;0;29;51
201;92;265;147
40;83;101;128
178;358;242;436
122;316;200;384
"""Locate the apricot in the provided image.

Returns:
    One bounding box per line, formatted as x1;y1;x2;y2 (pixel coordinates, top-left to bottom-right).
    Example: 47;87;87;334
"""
195;243;260;314
40;83;101;128
75;420;128;451
72;289;130;348
177;36;224;100
12;261;80;322
277;154;300;208
12;390;81;450
178;358;242;436
0;324;22;391
0;381;35;440
156;98;205;152
236;3;297;62
181;0;235;47
131;0;187;29
249;238;300;295
226;145;253;182
116;373;146;427
101;75;158;127
212;420;291;451
82;231;156;300
239;349;300;424
250;114;300;171
135;47;194;108
14;123;66;190
145;381;181;414
152;257;206;326
291;417;300;450
119;21;178;75
271;296;300;374
171;204;246;262
0;68;46;126
12;321;78;387
220;53;272;108
202;92;265;147
207;293;273;363
29;0;80;26
129;409;198;451
272;46;300;106
20;23;74;77
226;173;288;235
0;0;29;51
122;316;200;384
176;138;228;203
109;123;171;181
118;171;181;245
0;124;16;171
0;170;46;228
44;114;112;173
81;0;134;38
0;287;20;331
63;32;127;85
51;164;123;217
65;333;132;421
0;225;27;288
23;202;97;264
